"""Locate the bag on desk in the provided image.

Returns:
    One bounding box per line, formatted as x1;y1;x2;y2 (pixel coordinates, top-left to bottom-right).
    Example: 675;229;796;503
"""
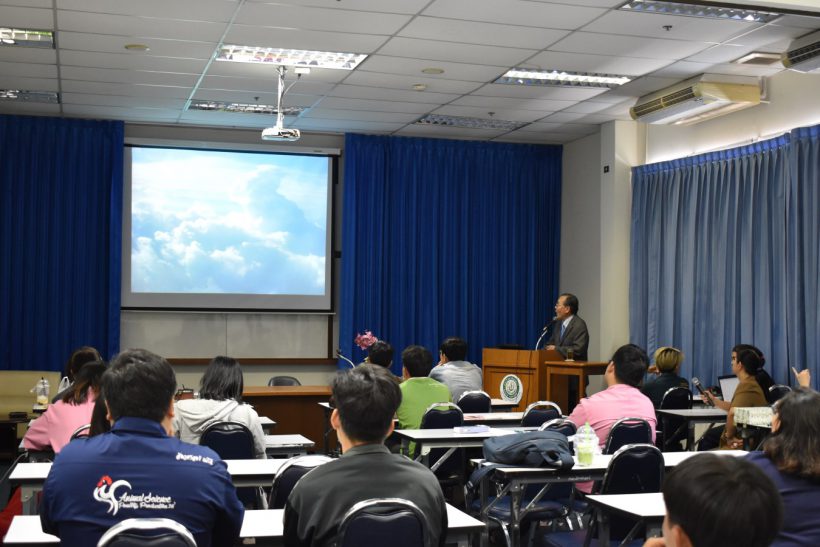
483;430;574;469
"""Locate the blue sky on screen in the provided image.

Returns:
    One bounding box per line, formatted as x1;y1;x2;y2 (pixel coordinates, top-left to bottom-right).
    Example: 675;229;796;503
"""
131;147;328;295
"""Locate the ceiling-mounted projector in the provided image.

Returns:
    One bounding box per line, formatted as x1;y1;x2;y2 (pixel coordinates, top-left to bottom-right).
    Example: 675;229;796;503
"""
262;65;301;142
262;126;301;141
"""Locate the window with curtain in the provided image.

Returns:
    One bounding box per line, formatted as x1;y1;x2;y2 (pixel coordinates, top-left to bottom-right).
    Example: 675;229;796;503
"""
631;124;819;388
0;115;124;372
340;134;562;373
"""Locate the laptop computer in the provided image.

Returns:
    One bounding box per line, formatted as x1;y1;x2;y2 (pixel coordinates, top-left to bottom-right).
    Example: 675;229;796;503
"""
718;375;740;402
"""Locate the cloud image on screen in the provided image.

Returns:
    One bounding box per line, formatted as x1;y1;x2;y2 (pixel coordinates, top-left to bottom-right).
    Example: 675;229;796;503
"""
130;147;329;296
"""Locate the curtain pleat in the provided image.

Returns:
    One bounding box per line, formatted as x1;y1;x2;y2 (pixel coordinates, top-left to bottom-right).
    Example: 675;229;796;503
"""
340;134;562;372
0;115;124;371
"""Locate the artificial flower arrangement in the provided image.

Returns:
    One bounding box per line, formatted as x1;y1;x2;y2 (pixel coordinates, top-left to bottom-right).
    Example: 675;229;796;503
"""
354;330;378;350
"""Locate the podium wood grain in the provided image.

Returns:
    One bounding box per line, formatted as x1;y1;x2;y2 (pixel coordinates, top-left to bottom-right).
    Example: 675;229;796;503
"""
242;386;333;453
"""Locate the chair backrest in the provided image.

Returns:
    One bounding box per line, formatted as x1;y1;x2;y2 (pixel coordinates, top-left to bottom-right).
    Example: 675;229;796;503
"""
538;418;577;437
268;375;301;386
70;423;91;441
768;384;791;403
659;387;692;410
603;417;652;455
337;498;432;547
521;401;562;427
269;455;333;508
657;387;692;452
456;390;491;413
199;421;254;460
419;403;464;477
97;518;196;547
599;443;665;539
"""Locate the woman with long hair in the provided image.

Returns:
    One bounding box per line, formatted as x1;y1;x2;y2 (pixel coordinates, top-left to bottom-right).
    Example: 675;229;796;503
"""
747;388;820;545
172;356;266;458
24;361;106;453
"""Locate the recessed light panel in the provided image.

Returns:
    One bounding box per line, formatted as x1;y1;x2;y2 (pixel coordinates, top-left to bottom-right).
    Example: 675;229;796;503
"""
0;89;59;103
0;28;54;48
415;113;525;131
619;1;781;23
188;100;305;115
496;68;631;89
217;45;367;70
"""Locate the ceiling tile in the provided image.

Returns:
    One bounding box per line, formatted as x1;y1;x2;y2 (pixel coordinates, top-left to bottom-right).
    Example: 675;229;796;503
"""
0;60;57;78
526;50;672;76
395;123;508;139
60;66;199;86
431;104;550;123
223;26;388;53
327;84;461;104
449;95;577;111
360;55;506;83
244;0;429;15
199;75;336;94
314;96;436;114
302;108;418;123
422;0;607;30
61;92;187;109
342;70;482;94
472;82;609;100
0;5;54;27
294;118;405;132
57;32;217;59
399;16;569;49
493;131;572;144
57;0;239;21
0;75;58;91
192;89;322;108
235;2;411;34
550;32;712;60
62;104;182;120
205;62;349;84
0;102;61;115
56;10;226;41
0;47;57;64
59;50;209;73
61;80;191;98
581;11;761;42
377;36;536;67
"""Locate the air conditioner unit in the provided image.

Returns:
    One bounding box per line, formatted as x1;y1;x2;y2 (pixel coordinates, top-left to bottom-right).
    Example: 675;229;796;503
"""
629;74;761;126
782;30;820;73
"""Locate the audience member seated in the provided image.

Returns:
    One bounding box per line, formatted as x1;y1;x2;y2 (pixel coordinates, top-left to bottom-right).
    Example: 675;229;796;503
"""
396;345;451;456
746;388;820;546
40;348;244;547
52;346;102;402
641;347;689;408
364;340;394;370
173;355;266;458
23;361;106;453
429;337;482;402
284;364;447;546
644;453;782;547
699;345;769;450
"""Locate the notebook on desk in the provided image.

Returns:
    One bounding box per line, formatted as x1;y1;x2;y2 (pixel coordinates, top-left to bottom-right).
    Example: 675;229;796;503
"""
718;375;739;402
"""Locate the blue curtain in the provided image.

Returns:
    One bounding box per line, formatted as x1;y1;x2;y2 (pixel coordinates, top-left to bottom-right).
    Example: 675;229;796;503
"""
0;115;124;372
631;126;820;388
786;125;820;390
340;134;562;373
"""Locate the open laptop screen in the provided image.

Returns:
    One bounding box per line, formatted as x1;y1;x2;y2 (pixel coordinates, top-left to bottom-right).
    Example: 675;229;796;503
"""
718;375;740;402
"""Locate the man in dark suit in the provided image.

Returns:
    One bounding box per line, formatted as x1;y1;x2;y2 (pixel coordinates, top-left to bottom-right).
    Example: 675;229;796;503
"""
546;293;589;361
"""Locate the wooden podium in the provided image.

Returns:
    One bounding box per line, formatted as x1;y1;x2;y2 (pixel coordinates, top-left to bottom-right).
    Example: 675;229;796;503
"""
482;348;562;411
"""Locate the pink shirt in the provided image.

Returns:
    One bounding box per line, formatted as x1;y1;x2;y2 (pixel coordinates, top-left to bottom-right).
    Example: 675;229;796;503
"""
568;383;657;448
23;392;96;453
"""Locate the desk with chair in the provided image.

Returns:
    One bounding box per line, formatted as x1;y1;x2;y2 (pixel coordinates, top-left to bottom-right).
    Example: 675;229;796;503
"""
655;407;727;450
394;427;516;472
259;416;277;433
586;493;666;546
264;434;315;457
3;503;484;547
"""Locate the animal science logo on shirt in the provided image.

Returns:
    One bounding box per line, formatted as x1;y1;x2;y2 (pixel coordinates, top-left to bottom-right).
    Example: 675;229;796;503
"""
93;476;176;515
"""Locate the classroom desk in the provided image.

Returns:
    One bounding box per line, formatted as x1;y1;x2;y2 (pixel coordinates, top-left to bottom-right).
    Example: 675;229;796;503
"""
243;386;333;453
264;434;314;458
586;493;665;546
656;407;727;450
394;427;515;472
259;416;277;433
475;450;747;547
3;504;484;547
463;412;524;425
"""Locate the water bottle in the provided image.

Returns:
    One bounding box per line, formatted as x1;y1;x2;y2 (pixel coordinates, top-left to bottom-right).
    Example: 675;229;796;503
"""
32;377;50;406
576;421;597;466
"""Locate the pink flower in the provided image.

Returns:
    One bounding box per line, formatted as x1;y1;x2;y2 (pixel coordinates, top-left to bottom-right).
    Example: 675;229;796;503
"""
354;330;378;350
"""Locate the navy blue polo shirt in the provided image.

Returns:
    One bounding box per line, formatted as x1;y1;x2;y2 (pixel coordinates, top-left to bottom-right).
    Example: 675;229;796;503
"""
40;417;244;547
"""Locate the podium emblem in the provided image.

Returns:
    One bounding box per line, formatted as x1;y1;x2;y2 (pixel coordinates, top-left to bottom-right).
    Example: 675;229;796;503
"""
500;374;523;404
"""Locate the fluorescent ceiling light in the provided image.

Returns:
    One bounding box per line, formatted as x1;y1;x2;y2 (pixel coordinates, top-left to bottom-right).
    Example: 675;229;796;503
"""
0;89;59;103
217;45;367;70
188;100;305;115
619;1;781;23
0;27;54;48
496;68;631;88
415;113;525;131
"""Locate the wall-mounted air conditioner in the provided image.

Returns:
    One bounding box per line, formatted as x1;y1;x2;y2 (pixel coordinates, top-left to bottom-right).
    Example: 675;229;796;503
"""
629;74;761;126
782;30;820;73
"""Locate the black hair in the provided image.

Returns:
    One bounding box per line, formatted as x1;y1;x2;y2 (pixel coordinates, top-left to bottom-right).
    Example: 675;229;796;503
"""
610;344;649;387
560;293;579;315
732;344;774;394
89;394;111;437
662;454;782;547
402;345;433;378
65;346;102;380
367;341;394;368
103;348;176;423
763;388;820;479
440;337;468;362
332;364;401;443
62;361;106;405
199;355;244;401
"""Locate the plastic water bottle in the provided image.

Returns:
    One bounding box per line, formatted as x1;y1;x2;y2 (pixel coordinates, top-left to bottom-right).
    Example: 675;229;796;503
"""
576;422;597;466
32;377;50;406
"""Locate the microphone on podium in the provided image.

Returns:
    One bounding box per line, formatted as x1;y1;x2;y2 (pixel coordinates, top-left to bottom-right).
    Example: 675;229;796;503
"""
534;316;558;350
